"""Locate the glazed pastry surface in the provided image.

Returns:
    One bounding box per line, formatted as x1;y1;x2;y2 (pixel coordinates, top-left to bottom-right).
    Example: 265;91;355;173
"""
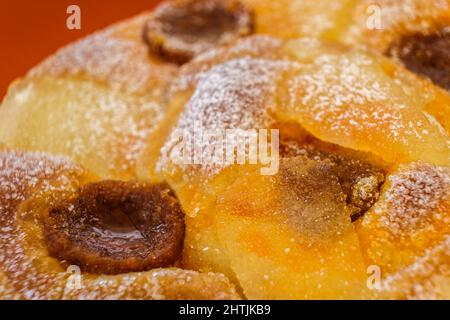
0;0;449;300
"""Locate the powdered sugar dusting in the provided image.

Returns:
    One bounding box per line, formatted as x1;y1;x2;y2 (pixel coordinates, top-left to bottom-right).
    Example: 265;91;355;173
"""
382;236;450;299
346;0;450;51
157;58;291;175
63;268;239;300
0;76;165;180
0;151;83;299
376;163;450;235
173;35;285;93
285;47;450;165
0;151;239;300
290;53;408;138
29;15;176;96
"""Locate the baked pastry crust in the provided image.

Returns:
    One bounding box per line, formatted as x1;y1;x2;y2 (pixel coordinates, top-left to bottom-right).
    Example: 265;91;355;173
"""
0;150;240;299
0;14;177;180
0;0;449;300
137;34;449;299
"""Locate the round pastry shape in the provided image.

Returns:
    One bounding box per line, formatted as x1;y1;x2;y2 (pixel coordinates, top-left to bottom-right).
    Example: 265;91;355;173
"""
1;0;449;300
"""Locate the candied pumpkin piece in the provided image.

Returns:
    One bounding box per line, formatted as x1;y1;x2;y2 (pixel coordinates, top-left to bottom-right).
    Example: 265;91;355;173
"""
279;133;387;221
170;167;248;287
136;36;450;299
380;236;450;300
0;77;163;179
277;40;450;166
378;236;450;300
137;57;289;283
356;163;450;299
243;0;357;41
215;158;371;299
182;207;239;287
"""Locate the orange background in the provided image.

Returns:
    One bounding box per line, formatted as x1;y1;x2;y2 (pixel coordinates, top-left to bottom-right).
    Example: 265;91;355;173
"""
0;0;163;98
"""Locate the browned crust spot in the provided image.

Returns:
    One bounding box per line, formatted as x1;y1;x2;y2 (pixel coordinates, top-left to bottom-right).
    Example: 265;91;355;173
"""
43;181;185;274
280;140;385;222
143;0;254;64
387;31;450;91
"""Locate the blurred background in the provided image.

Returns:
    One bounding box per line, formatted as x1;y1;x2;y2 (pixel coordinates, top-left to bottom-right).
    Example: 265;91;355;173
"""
0;0;163;98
